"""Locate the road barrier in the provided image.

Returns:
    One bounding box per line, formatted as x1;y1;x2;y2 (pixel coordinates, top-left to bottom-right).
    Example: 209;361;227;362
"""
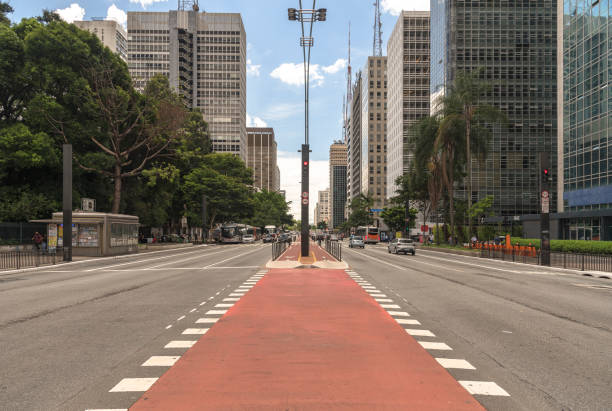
325;240;342;261
271;241;288;261
0;249;60;270
480;246;612;273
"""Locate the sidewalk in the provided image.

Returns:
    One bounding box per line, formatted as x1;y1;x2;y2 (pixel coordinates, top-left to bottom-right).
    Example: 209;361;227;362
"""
129;243;483;410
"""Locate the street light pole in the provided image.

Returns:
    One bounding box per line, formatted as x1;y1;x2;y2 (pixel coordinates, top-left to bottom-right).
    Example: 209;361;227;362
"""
288;2;327;258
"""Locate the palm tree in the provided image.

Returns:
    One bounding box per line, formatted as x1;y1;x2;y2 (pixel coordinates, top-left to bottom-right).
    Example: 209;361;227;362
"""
438;69;506;238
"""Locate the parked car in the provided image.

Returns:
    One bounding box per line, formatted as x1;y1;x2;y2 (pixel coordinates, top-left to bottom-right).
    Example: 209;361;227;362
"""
349;236;365;248
278;233;291;243
242;234;254;243
388;238;416;255
262;234;275;243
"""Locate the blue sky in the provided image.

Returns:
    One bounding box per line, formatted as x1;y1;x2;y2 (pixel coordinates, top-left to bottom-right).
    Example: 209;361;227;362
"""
10;0;429;219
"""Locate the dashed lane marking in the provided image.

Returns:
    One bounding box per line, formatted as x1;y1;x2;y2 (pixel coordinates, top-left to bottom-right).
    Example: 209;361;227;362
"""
176;315;186;321
182;328;209;335
459;381;510;396
436;358;476;370
370;294;387;297
189;308;196;313
419;341;453;350
142;356;180;367
205;310;227;315
395;319;421;325
387;311;410;317
366;289;383;294
165;325;172;330
406;329;436;337
165;341;196;348
109;378;158;392
375;298;394;302
214;304;234;308
229;293;245;297
380;304;401;309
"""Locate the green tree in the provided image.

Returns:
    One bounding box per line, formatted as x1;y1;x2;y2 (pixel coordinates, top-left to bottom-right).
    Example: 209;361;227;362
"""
346;194;374;228
0;2;12;26
381;206;416;237
317;220;328;230
249;190;292;228
438;70;506;236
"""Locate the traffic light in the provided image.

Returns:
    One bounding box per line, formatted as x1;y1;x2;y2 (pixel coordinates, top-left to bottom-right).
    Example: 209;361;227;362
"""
288;8;298;21
542;167;552;184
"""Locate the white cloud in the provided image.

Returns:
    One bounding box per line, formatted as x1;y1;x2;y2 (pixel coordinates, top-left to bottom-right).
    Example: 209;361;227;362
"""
270;59;346;87
106;4;127;28
246;114;267;128
129;0;168;9
322;58;347;74
278;151;328;222
381;0;430;14
247;59;261;77
55;3;85;23
261;102;303;121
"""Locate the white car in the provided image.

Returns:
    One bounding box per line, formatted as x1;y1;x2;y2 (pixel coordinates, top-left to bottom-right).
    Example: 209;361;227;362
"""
388;238;416;255
242;234;254;243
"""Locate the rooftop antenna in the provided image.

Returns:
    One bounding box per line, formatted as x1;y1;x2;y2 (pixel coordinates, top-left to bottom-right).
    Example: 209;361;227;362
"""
343;22;352;143
373;0;383;56
178;0;199;11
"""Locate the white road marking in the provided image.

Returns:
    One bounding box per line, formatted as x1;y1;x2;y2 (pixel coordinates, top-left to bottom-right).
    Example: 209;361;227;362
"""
238;285;253;289
459;381;510;396
223;298;240;302
214;303;233;308
165;341;196;348
370;293;387;297
205;310;227;315
85;409;127;411
215;292;221;296
366;290;382;294
395;319;421;325
85;246;217;272
145;249;232;269
142;356;180;366
177;315;186;321
229;293;245;297
418;341;452;350
375;298;393;302
436;358;476;370
387;311;410;317
202;246;266;269
109;378;158;392
190;308;196;313
362;286;376;289
502;330;513;334
182;328;209;335
234;289;248;293
380;304;401;309
406;329;435;337
196;318;219;323
199;301;206;306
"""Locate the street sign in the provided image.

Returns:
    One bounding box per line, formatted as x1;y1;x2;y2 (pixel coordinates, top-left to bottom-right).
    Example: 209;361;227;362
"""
302;198;308;205
541;190;549;214
302;191;308;198
371;208;383;212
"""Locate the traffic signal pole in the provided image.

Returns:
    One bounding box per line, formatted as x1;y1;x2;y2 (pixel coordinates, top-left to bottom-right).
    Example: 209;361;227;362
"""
301;145;310;258
540;152;551;266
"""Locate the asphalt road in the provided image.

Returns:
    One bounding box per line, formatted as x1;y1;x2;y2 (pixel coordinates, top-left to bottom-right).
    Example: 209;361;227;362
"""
0;243;271;411
342;243;612;411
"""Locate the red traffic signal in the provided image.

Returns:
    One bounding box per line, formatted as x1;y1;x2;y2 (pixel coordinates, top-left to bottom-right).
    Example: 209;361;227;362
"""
303;161;308;166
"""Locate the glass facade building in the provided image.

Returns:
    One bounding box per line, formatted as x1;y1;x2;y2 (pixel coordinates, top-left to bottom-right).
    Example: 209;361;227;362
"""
432;0;558;216
330;142;348;229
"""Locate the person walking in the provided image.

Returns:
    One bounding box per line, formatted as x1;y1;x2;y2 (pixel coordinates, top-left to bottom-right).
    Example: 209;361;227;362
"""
32;232;43;250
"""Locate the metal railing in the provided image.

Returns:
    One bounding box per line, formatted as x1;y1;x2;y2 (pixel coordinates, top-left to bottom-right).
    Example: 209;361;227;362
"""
480;246;612;273
0;249;60;270
325;240;342;261
271;241;288;261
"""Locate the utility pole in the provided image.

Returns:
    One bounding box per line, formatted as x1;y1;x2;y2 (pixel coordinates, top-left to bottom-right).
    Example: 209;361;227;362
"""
201;194;207;242
288;2;327;257
540;152;551;266
62;144;72;262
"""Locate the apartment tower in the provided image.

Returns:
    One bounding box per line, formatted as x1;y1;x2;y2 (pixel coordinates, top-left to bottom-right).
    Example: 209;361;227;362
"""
127;9;247;160
246;127;280;192
74;19;128;62
329;142;348;229
386;11;431;197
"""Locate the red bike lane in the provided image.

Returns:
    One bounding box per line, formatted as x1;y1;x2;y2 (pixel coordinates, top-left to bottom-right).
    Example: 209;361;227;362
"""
129;260;484;410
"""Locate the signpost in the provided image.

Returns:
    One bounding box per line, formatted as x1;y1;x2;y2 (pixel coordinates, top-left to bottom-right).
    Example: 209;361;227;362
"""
540;153;551;266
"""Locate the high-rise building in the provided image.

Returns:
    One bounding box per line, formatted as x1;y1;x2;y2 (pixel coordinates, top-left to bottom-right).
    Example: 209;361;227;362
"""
315;189;330;225
329;142;348;229
74;19;128;62
431;1;558;216
361;56;388;223
348;72;363;201
386;11;430;197
557;0;611;240
127;10;247;160
246;127;279;192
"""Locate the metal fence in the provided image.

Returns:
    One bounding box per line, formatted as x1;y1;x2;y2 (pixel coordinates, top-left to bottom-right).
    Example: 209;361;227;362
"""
325;240;342;261
480;247;612;273
0;249;61;270
271;241;288;261
0;222;48;246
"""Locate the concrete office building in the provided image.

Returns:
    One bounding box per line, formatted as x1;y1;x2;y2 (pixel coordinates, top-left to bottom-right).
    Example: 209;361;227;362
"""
386;11;431;197
127;10;247;160
430;1;558;216
329;142;348;229
246;127;280;192
347;72;363;201
556;0;611;240
361;57;388;220
315;189;330;226
74;19;128;62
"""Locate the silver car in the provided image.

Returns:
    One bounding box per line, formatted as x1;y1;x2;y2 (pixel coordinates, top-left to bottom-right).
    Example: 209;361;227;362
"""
349;236;365;248
388;238;416;255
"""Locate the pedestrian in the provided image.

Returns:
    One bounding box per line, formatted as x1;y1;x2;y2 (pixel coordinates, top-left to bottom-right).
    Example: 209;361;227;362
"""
41;234;47;253
32;232;43;250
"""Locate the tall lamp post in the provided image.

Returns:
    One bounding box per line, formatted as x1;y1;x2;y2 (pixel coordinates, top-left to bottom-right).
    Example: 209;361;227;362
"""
288;2;327;258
